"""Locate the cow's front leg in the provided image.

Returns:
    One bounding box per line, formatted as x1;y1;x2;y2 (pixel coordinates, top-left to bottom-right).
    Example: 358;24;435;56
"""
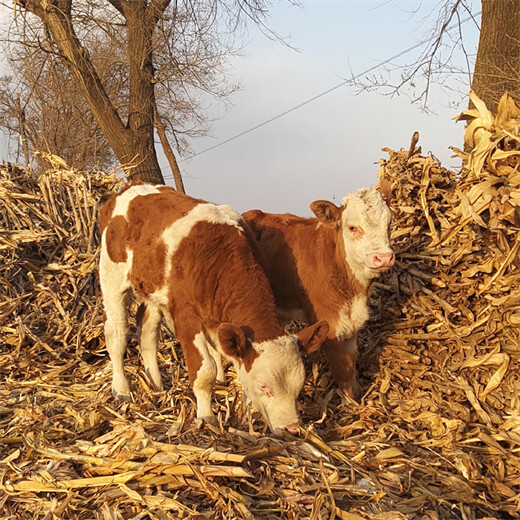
209;348;225;381
322;335;360;401
178;329;218;426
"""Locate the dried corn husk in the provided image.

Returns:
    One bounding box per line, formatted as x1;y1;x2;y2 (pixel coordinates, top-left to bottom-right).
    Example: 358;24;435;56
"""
1;92;519;519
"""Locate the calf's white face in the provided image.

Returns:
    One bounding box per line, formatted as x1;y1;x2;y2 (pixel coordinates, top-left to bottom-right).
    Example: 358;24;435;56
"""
311;183;394;286
239;336;305;433
218;320;329;434
341;187;394;281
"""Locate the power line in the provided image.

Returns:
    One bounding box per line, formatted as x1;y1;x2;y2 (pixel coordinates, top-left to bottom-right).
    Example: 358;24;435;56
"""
166;10;480;174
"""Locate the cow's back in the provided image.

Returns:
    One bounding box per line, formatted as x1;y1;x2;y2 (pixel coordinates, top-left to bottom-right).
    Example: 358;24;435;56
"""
243;209;333;324
101;187;282;338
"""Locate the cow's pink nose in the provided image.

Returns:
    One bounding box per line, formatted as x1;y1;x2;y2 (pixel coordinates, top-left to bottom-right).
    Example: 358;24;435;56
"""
373;252;395;269
284;423;299;435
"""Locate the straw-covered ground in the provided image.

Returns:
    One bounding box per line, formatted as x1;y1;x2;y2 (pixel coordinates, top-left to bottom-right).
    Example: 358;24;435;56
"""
1;92;519;520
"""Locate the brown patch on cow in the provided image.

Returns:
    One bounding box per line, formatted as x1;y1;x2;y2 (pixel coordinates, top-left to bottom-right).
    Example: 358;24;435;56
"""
167;219;284;343
157;185;206;214
98;194;117;233
105;215;129;263
124;187;199;298
243;343;260;372
243;210;312;317
242;209;367;339
129;241;168;299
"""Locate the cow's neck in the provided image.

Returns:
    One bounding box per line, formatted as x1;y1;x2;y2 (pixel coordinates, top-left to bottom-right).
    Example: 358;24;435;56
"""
332;228;370;338
222;289;285;344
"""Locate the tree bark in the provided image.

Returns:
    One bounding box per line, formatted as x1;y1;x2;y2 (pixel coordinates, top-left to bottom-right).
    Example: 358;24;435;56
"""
471;0;520;113
118;0;165;184
16;0;165;184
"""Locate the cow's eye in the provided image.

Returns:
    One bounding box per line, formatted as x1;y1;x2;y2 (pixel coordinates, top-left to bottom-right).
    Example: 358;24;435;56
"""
348;225;358;233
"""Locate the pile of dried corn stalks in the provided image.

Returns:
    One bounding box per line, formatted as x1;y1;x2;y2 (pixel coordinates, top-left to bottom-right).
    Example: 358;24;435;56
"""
1;92;519;519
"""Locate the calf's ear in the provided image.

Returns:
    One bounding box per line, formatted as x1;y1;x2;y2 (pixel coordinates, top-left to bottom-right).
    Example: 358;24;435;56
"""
218;323;248;360
296;320;329;355
310;200;342;227
378;179;392;204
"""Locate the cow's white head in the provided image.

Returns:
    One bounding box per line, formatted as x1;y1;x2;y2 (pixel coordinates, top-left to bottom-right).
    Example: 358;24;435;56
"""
217;320;329;435
310;181;394;286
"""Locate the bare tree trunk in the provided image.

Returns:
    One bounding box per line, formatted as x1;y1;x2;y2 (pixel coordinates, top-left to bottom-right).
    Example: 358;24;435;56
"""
16;93;30;166
118;0;166;184
471;0;520;113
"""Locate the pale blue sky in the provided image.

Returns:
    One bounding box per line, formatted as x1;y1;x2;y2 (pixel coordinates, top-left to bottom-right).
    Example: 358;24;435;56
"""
172;1;479;215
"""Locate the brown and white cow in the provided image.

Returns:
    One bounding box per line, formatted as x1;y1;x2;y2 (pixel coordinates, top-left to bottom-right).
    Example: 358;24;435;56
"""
98;183;329;434
242;182;394;399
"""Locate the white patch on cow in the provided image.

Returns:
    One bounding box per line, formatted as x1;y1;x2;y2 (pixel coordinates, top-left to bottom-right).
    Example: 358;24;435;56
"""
148;284;169;308
341;187;393;287
333;293;369;339
192;331;217;422
161;202;244;281
112;184;161;218
232;336;305;433
144;202;244;308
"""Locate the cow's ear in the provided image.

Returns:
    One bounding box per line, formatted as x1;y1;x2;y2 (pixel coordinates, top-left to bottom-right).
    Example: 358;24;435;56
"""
218;323;249;360
310;200;342;227
296;320;329;355
378;179;392;204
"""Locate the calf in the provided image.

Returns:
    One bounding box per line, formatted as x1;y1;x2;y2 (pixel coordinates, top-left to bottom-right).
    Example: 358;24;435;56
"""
98;183;329;434
242;182;394;399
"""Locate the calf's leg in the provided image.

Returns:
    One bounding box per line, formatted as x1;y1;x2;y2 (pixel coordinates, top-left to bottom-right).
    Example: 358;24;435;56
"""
137;303;164;391
209;348;225;381
99;247;133;401
103;290;132;401
177;327;218;425
322;335;360;400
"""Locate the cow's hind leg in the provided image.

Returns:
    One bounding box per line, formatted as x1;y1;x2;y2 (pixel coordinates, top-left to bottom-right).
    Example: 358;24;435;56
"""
137;303;164;392
100;249;133;401
103;288;132;401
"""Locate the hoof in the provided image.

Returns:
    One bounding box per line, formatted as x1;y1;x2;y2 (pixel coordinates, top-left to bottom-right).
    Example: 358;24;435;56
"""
339;388;358;405
151;382;164;392
195;415;218;428
112;386;132;402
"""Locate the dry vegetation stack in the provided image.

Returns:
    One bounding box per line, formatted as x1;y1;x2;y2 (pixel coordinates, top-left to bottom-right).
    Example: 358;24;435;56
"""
0;158;121;359
0;93;519;519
